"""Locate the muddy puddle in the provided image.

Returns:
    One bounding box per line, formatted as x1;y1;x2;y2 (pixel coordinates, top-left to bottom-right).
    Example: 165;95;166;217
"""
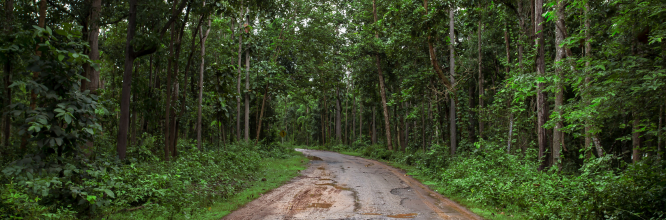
387;213;418;218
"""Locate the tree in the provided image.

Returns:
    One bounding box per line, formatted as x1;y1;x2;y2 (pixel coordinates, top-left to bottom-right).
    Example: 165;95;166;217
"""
372;0;393;150
117;0;186;160
197;11;212;150
534;0;547;171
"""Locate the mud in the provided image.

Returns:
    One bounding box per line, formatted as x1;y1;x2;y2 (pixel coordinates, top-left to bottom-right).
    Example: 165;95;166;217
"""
223;149;482;220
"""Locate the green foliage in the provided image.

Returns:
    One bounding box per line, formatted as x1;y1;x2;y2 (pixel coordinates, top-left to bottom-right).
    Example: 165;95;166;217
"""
0;136;311;218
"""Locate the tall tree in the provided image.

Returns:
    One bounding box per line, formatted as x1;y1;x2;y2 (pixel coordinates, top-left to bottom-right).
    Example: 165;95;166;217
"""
372;0;393;150
535;0;548;171
478;15;484;140
244;7;250;141
117;0;187;159
2;0;14;148
552;0;566;169
197;14;212;150
449;6;457;155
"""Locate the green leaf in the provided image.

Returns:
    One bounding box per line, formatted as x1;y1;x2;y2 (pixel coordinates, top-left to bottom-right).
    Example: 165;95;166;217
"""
58;54;65;61
103;189;115;198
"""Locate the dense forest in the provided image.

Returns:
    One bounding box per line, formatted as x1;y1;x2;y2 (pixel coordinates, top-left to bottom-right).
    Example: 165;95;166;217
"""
1;0;665;219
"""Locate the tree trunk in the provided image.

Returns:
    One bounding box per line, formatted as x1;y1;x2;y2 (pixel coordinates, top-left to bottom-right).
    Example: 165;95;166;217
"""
244;10;250;142
428;96;433;146
359;104;363;141
336;87;342;142
255;84;268;145
345;88;348;144
117;0;138;160
236;17;243;142
657;105;664;160
424;0;453;90
449;7;457;155
505;20;513;154
2;0;14;148
552;0;566;170
372;106;377;145
197;17;212;150
403;103;410;150
632;113;641;163
478;19;484;140
421;100;426;151
164;6;177;160
171;3;190;158
517;0;524;70
535;0;548;171
352;98;356;143
400;102;406;151
373;0;393;150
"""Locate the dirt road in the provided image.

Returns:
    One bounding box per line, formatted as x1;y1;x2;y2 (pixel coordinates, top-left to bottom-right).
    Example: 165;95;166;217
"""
223;149;482;220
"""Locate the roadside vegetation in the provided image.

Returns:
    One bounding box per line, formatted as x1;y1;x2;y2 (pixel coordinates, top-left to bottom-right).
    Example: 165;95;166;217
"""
1;0;665;219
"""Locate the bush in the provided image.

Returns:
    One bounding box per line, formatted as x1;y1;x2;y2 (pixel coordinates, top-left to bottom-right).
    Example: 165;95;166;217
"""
0;139;276;219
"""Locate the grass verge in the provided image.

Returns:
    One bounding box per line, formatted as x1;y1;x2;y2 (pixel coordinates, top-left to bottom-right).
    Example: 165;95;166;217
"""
108;150;309;220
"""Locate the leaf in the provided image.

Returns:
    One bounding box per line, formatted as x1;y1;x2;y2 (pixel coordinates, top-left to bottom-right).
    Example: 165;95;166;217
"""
55;137;63;146
103;189;115;198
58;54;65;61
64;114;72;124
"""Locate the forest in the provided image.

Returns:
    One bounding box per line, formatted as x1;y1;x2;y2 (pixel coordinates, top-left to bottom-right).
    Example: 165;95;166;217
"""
0;0;665;219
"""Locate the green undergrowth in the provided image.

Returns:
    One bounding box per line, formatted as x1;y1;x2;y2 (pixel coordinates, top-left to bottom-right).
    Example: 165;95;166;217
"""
111;149;308;220
1;138;307;219
302;142;666;220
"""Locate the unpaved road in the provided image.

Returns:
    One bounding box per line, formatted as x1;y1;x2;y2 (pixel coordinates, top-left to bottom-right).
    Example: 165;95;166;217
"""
223;149;482;220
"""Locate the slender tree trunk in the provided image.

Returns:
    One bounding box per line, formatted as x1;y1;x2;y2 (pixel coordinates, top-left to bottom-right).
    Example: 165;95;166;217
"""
359;104;363;141
404;102;410;149
336;88;342;142
372;106;378;145
535;0;548;171
449;7;457;155
657;105;664;160
2;0;14;148
552;0;566;170
164;6;177;160
373;0;393;150
255;84;268;145
632;112;641;163
345;87;348;145
244;10;250;142
428;96;433;146
352;97;356;143
118;0;138;159
517;0;524;70
421;100;426;151
306;106;309;146
583;1;603;159
197;17;212;150
478;19;484;140
236;17;243;142
171;3;190;157
505;20;514;154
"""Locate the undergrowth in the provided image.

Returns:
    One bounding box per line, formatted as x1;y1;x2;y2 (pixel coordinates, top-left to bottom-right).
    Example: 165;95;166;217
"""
0;136;301;219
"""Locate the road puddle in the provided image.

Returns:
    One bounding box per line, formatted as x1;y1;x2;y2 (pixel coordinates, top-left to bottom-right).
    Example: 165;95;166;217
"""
308;203;332;208
307;155;323;161
387;213;418;218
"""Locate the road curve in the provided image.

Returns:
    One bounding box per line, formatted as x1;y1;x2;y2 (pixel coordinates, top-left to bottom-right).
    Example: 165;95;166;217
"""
223;149;482;220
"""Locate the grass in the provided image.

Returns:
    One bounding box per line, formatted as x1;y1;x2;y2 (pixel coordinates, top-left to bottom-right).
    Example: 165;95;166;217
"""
108;150;309;220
